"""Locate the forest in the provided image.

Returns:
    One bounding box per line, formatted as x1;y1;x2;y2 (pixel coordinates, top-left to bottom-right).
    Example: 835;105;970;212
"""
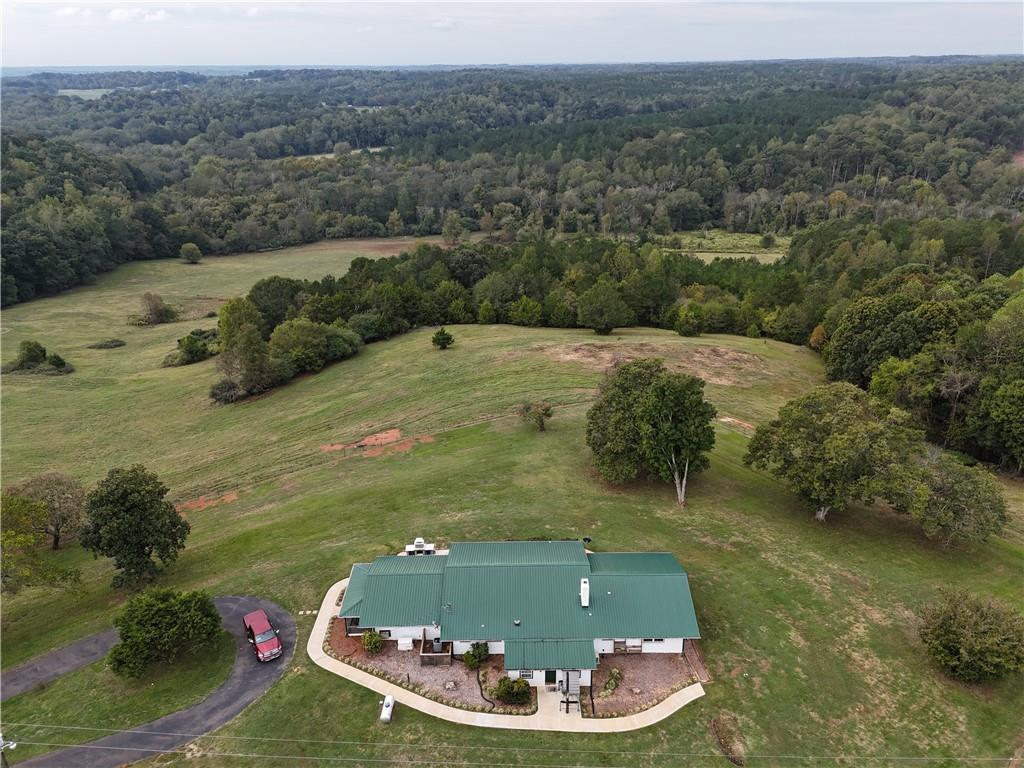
2;57;1023;304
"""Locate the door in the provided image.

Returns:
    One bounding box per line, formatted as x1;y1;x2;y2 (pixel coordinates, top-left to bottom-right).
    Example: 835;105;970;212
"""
544;669;556;684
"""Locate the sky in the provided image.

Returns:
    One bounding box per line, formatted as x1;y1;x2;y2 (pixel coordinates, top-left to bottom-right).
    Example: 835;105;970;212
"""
2;1;1022;69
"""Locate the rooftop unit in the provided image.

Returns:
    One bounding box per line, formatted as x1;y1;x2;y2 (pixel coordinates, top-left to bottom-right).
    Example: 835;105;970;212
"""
404;536;437;556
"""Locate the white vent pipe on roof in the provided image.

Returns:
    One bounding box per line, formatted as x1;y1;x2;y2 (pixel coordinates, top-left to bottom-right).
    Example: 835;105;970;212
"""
580;578;590;608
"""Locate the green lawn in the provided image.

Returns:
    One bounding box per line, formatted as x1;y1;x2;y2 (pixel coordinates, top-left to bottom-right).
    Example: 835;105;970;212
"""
3;631;235;764
1;242;1021;767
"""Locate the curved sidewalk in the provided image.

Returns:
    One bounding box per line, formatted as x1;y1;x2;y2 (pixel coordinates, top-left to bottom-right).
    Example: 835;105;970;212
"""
307;578;705;733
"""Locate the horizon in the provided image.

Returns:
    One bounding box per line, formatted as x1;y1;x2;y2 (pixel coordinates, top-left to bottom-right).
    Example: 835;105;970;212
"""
3;2;1022;69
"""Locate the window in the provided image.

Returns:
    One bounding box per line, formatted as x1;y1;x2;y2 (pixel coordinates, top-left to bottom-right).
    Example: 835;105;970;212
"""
519;670;533;679
643;638;665;643
349;617;360;627
379;630;391;638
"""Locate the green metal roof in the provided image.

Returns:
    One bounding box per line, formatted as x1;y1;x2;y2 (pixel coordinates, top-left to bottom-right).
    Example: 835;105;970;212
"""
340;542;700;649
588;552;685;574
338;563;369;616
505;640;597;671
340;556;444;627
439;563;591;641
446;541;589;568
368;555;446;575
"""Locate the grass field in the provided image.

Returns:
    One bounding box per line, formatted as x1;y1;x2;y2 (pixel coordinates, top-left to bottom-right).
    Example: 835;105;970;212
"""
2;631;235;762
655;229;790;264
1;239;1021;767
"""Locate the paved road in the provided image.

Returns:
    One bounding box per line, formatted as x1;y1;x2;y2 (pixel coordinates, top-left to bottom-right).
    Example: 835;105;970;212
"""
5;596;295;768
2;629;119;702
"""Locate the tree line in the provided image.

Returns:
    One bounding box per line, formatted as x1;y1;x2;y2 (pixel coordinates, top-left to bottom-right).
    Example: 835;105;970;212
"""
3;58;1022;305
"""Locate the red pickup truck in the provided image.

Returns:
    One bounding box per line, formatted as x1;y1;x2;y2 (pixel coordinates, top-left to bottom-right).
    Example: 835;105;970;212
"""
242;609;283;662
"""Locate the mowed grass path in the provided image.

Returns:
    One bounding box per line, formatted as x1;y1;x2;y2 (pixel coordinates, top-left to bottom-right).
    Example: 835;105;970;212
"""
2;241;1022;767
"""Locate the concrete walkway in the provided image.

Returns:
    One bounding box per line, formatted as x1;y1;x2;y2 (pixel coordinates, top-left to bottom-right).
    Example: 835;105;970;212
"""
307;579;705;733
8;596;295;768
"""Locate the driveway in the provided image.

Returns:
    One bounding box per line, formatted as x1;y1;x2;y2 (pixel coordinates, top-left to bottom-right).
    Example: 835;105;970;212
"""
3;595;295;768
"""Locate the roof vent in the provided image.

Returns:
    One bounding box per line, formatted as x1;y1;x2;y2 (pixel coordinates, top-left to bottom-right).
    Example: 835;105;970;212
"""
514;619;521;627
580;577;590;608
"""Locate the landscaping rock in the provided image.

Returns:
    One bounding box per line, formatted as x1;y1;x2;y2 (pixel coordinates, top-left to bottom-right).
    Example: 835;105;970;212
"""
444;680;458;691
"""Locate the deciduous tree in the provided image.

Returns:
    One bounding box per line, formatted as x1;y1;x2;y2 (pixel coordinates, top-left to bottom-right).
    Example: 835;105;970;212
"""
80;465;190;587
8;472;85;550
637;372;717;504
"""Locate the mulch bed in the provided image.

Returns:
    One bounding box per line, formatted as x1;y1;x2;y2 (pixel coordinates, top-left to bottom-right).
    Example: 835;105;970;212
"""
587;653;699;716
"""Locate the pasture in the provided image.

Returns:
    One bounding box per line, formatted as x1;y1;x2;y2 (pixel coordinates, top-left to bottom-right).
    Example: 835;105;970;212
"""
1;241;1021;767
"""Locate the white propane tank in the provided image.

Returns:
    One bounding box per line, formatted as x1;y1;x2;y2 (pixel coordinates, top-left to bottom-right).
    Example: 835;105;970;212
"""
379;694;395;723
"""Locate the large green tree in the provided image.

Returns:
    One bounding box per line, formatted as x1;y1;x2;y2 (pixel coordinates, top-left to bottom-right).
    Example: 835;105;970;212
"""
577;280;634;335
637;372;717;504
744;383;920;521
586;359;665;483
108;588;222;678
900;452;1008;546
80;465;190;587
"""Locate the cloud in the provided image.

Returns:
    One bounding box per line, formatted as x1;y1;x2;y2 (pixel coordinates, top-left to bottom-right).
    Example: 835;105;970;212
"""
246;6;259;16
55;6;91;17
430;17;458;30
144;9;170;22
107;7;140;22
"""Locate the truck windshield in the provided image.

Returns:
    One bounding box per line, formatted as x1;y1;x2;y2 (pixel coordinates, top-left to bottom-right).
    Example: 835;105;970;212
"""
255;630;276;643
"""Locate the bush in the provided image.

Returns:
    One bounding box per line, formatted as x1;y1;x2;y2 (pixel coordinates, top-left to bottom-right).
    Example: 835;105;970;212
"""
432;327;455;350
362;630;385;655
18;340;47;366
140;293;177;325
347;312;385;342
179;242;203;264
88;339;126;349
108;588;221;678
495;675;531;705
674;304;705;337
598;667;623;698
2;340;73;375
464;641;489;668
518;402;554;431
759;233;776;249
477;299;497;324
919;589;1024;682
745;323;761;339
210;378;245;404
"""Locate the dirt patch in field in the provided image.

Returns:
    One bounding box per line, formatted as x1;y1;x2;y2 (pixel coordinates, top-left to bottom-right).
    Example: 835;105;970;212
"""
718;416;756;434
177;490;238;513
320;429;435;458
178;296;227;321
524;342;766;386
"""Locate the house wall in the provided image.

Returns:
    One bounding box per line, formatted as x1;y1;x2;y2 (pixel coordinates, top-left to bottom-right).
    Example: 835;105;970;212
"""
642;638;683;653
373;625;439;641
452;640;504;655
506;669;546;687
594;637;686;654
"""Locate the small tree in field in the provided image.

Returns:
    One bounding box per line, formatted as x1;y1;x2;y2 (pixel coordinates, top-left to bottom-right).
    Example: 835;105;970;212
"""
80;465;190;587
179;242;203;264
0;495;80;593
518;402;554;432
919;589;1024;682
442;211;465;245
140;293;177;325
432;327;455;350
8;472;86;549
